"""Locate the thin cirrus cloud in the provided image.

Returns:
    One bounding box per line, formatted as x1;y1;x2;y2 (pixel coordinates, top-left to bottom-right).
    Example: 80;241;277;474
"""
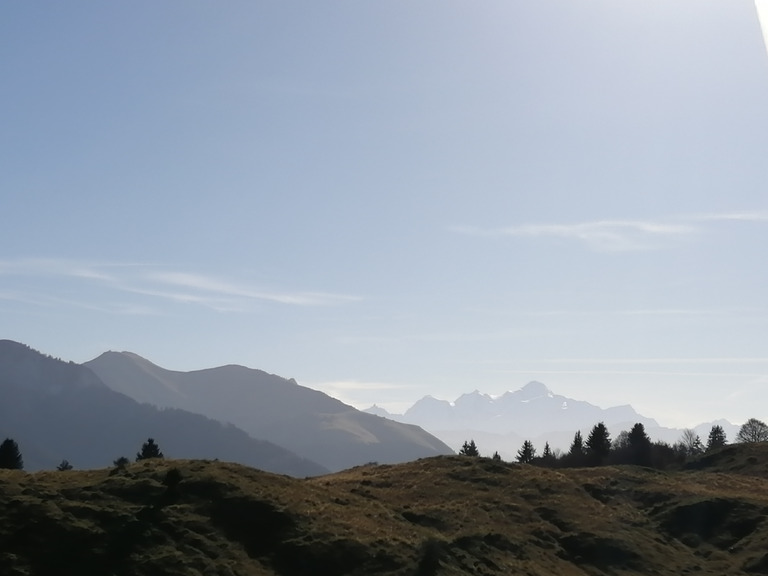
0;258;359;313
453;211;768;252
452;219;694;251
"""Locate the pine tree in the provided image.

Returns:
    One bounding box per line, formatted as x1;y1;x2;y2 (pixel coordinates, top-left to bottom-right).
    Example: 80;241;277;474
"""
586;422;611;465
136;438;164;461
627;423;652;466
543;442;552;459
56;459;73;471
569;431;584;456
516;440;536;464
458;439;479;457
0;438;23;470
706;425;727;452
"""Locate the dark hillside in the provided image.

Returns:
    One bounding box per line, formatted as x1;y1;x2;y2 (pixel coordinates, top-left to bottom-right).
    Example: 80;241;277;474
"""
85;350;454;471
684;442;768;479
2;444;768;575
0;341;326;476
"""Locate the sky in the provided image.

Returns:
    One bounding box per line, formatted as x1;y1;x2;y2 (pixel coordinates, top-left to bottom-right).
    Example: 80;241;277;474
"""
3;0;768;429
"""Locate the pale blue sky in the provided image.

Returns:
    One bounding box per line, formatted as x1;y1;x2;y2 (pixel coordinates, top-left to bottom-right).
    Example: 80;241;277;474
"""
3;0;768;427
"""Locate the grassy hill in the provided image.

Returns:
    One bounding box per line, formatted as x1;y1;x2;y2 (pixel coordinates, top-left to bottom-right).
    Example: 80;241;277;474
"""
2;444;768;576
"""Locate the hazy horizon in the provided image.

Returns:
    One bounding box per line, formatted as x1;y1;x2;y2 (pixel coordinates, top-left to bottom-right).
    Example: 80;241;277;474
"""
3;0;768;429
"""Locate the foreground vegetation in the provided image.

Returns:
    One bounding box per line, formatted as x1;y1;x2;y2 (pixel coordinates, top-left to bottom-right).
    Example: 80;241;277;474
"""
2;443;768;575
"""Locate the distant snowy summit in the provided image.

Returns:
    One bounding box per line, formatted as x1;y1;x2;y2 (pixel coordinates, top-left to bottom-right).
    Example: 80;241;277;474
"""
365;381;657;437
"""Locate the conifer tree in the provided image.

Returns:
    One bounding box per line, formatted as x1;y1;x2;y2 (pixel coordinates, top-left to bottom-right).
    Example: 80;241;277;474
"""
136;438;164;461
627;422;652;466
0;438;24;470
706;425;727;452
586;422;611;465
569;431;584;456
543;441;552;459
458;439;479;457
516;440;536;464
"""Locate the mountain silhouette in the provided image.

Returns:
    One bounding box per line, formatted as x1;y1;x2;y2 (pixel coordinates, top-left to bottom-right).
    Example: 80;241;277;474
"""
85;350;453;471
0;340;326;476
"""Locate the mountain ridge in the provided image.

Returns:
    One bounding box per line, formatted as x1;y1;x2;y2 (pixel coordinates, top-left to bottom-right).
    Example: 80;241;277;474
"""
0;340;326;476
85;350;453;472
366;381;739;460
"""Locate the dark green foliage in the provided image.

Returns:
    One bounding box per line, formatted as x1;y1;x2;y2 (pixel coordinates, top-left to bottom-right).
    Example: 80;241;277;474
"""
569;431;584;456
458;440;479;457
558;430;586;467
0;438;23;470
706;425;727;452
736;418;768;443
136;438;164;461
57;459;74;471
586;422;611;466
113;456;130;468
627;423;652;466
516;440;536;464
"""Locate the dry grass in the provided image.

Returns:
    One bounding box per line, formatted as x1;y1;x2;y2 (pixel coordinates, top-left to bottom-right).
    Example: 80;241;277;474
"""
2;444;768;575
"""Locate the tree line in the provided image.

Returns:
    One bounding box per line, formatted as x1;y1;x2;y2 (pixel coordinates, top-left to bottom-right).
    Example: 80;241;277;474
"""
0;437;165;471
458;417;768;469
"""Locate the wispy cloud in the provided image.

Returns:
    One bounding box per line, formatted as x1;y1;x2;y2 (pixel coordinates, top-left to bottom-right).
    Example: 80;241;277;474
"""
453;210;768;252
0;258;360;314
146;271;359;307
686;211;768;222
452;219;694;251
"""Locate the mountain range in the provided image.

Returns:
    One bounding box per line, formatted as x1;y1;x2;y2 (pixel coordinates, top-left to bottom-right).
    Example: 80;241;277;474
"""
0;340;326;476
0;340;452;474
366;381;740;460
84;350;452;472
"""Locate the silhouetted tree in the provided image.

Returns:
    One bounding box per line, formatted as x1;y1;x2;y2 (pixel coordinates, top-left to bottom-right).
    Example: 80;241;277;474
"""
136;438;164;461
0;438;23;470
56;459;73;471
627;423;652;466
612;430;630;451
586;422;611;466
569;431;584;454
736;418;768;443
562;430;587;466
113;456;130;469
706;425;727;452
491;451;502;462
542;442;552;459
678;429;703;457
458;439;479;457
516;440;536;464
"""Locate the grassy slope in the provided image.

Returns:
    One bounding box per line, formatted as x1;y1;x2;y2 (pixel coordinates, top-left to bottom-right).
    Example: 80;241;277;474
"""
1;445;768;576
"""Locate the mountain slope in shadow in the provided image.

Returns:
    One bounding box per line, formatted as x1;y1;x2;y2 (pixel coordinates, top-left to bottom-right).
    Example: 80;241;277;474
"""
85;351;453;471
0;340;326;476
